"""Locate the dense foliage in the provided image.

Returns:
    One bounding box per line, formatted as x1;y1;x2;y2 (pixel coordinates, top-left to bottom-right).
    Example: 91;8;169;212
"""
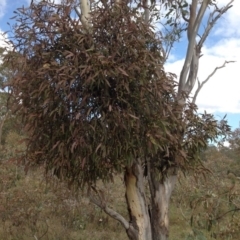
6;1;230;189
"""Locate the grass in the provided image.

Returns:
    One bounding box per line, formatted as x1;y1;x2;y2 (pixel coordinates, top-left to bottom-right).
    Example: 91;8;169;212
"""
0;161;128;240
0;154;240;240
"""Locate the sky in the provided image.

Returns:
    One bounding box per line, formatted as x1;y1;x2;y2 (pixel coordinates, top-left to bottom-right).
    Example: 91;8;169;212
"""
0;0;240;130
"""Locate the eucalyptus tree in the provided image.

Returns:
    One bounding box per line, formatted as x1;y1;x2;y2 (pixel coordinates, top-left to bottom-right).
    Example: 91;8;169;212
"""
6;0;233;239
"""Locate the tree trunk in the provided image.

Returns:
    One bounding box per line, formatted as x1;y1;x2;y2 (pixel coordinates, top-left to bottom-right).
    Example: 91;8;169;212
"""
0;119;4;146
149;170;177;240
125;159;152;240
0;113;8;146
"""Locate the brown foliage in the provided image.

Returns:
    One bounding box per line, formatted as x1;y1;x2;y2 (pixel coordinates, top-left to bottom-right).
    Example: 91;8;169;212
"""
6;1;230;188
8;1;181;184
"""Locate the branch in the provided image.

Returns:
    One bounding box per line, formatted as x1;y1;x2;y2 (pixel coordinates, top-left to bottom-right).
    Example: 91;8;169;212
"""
143;0;150;23
89;187;130;230
192;60;235;104
187;0;198;41
115;0;122;4
74;6;81;19
215;208;240;221
182;12;189;23
38;220;49;239
79;0;91;29
178;0;210;97
185;48;199;93
198;0;234;49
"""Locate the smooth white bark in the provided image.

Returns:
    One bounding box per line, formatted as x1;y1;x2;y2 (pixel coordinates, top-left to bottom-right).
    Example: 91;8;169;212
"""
80;0;91;28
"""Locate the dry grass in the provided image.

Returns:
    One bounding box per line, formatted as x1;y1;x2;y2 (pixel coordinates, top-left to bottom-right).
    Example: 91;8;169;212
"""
0;161;128;240
0;155;240;240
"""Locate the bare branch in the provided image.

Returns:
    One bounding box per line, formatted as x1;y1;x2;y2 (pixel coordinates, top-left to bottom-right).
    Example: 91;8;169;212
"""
215;208;240;221
74;6;81;19
192;60;235;104
198;0;234;49
89;188;130;230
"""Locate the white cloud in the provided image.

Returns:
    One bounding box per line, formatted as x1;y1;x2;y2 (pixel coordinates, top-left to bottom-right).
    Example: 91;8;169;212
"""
0;30;13;54
0;30;8;48
203;38;240;60
0;0;6;18
213;0;240;38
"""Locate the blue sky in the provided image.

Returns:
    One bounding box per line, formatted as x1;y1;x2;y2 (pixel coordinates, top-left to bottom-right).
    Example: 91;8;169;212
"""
0;0;240;131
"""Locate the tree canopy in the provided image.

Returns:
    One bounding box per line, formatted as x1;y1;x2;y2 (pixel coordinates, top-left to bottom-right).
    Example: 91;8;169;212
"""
6;0;230;188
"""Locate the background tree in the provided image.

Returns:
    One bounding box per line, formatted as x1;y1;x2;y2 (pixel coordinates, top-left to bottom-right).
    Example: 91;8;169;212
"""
219;128;240;176
0;92;8;146
228;128;240;154
6;1;232;240
0;47;13;147
0;47;23;152
173;145;240;239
